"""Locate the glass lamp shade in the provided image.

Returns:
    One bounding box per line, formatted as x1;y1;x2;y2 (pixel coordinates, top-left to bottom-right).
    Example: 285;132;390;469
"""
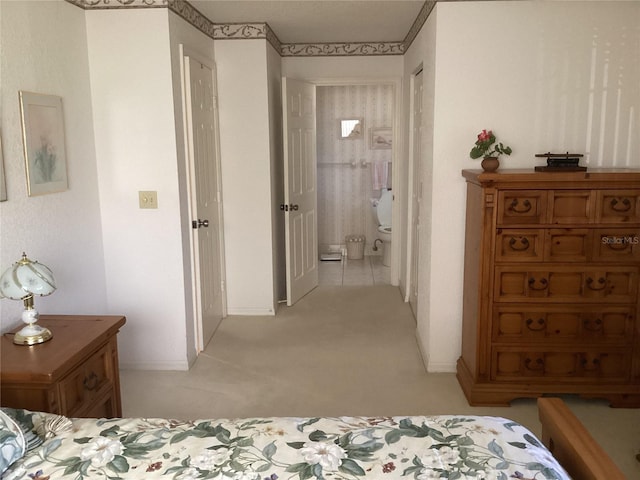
0;253;56;345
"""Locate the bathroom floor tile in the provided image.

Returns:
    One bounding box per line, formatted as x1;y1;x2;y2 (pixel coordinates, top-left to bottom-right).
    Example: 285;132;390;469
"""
318;255;388;286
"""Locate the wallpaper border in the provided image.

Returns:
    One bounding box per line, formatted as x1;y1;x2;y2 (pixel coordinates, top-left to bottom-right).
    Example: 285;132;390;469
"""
66;0;438;57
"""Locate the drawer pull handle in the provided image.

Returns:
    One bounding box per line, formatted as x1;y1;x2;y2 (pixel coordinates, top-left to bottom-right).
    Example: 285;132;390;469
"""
524;358;544;371
581;357;601;371
610;197;631;213
605;241;629;252
528;277;548;290
509;199;532;214
583;318;603;332
526;318;545;331
83;372;99;391
586;277;607;291
508;237;530;251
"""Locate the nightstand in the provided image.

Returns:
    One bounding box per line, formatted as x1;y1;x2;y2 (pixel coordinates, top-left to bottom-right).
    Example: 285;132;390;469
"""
1;315;126;417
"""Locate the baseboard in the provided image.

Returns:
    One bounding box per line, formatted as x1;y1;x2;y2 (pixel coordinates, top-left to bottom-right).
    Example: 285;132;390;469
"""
120;360;190;371
414;329;457;373
227;307;276;316
426;361;457;373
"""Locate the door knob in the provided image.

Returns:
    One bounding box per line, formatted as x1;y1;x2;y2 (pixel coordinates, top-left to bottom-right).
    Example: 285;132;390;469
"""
279;204;299;212
192;219;210;229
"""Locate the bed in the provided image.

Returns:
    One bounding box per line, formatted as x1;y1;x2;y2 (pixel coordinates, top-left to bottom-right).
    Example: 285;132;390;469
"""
0;398;623;480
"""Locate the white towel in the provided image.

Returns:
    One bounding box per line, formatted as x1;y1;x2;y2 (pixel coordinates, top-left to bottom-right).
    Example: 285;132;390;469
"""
371;159;388;190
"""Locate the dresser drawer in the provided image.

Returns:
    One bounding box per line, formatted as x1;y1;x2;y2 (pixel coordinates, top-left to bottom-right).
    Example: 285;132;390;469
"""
493;305;634;344
544;228;590;262
492;349;630;381
495;229;544;262
549;190;595;224
594;229;640;262
59;343;114;416
494;266;638;303
497;191;547;226
596;190;640;223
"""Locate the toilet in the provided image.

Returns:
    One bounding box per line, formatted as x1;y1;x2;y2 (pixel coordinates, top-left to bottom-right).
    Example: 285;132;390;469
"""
374;189;392;266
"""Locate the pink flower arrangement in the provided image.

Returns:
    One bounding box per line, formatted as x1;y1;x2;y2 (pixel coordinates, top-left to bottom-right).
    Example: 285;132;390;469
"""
470;129;512;159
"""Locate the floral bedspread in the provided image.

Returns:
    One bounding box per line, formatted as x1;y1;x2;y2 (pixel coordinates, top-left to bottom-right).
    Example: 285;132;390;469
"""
2;411;569;480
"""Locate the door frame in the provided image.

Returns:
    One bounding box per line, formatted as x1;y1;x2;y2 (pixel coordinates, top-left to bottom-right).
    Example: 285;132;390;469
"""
307;77;402;285
406;66;424;314
179;44;228;353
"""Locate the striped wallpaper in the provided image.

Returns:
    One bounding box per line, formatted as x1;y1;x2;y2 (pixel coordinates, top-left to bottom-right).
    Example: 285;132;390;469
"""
316;84;394;256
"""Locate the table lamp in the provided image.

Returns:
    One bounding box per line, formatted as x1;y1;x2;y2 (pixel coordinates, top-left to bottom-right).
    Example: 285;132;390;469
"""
0;252;56;345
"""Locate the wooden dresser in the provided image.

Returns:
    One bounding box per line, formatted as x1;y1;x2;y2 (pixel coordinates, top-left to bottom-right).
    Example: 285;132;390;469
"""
457;169;640;407
1;315;126;417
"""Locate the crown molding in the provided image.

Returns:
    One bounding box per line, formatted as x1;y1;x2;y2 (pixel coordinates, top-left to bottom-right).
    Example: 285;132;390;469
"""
66;0;437;57
402;0;436;52
282;42;404;57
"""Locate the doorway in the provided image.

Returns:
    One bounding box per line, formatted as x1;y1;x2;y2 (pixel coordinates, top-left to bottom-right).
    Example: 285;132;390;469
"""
315;83;396;286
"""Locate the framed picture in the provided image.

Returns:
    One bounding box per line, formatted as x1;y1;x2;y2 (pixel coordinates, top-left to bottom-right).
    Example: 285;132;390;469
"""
370;127;392;150
19;91;68;196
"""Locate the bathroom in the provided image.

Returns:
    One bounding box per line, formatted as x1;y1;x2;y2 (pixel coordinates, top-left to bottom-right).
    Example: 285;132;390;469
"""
316;83;394;285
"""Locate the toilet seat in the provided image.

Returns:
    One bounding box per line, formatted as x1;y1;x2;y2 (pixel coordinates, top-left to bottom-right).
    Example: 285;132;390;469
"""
378;225;391;234
376;190;392;227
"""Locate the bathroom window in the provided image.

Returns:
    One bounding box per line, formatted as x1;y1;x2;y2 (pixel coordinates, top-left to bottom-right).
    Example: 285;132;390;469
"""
339;118;363;139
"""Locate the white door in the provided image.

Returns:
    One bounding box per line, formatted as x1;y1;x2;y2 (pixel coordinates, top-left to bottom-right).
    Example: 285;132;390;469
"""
282;77;318;306
184;54;225;350
409;70;423;318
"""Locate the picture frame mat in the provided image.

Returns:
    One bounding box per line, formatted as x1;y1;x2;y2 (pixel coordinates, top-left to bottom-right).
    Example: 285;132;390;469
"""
19;91;68;196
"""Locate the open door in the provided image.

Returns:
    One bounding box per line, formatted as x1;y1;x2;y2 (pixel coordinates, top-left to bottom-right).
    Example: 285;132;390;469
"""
184;52;226;350
282;78;318;306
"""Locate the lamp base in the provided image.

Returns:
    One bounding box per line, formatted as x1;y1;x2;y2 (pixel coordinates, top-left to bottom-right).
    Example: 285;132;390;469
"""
13;324;53;345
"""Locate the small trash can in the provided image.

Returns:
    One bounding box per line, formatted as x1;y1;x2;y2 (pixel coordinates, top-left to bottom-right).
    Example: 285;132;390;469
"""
345;234;365;260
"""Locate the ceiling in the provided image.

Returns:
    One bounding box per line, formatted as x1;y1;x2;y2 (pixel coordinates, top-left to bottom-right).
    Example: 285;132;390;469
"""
189;0;427;44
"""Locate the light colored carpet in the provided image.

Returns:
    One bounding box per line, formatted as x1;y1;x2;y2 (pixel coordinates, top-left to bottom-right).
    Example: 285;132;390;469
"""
121;285;640;478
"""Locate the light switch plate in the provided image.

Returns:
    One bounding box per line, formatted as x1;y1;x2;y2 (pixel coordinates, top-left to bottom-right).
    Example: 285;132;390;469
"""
139;191;158;209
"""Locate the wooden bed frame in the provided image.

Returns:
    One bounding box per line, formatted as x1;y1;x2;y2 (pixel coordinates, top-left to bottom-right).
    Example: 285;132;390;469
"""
537;398;625;479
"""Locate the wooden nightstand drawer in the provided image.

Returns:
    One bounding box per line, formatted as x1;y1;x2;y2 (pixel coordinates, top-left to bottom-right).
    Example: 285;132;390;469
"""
1;316;125;418
59;342;113;416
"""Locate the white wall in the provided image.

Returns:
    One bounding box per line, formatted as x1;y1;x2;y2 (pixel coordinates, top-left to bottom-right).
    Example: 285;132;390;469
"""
215;39;277;315
410;0;640;372
86;9;190;369
0;0;107;327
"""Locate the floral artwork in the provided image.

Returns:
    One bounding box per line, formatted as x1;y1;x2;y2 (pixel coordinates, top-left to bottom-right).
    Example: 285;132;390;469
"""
2;410;570;480
370;128;392;150
19;92;68;196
